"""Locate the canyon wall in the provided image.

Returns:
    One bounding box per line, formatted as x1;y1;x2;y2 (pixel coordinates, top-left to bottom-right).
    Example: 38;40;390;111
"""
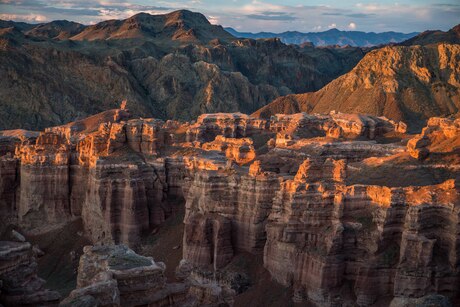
0;109;459;306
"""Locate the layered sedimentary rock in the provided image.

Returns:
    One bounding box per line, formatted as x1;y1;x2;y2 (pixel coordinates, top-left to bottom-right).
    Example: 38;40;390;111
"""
407;117;460;160
268;112;406;139
61;245;186;307
201;136;256;165
1;109;459;305
186;113;267;143
0;241;60;306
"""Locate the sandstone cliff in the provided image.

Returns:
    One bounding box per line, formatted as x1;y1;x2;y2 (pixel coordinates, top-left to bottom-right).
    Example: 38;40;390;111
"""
0;109;459;306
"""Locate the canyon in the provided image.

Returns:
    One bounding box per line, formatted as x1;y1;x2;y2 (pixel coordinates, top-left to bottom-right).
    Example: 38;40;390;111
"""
0;104;458;306
0;9;459;307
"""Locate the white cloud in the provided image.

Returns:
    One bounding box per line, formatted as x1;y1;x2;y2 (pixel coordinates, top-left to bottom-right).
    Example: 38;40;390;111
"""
0;0;458;33
0;13;47;22
207;15;219;24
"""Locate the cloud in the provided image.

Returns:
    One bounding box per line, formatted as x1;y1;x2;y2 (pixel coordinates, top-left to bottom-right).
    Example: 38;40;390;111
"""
322;13;343;16
0;13;47;22
348;22;357;30
207;15;219;24
328;23;337;29
0;0;458;33
0;0;172;23
346;13;374;18
246;11;296;21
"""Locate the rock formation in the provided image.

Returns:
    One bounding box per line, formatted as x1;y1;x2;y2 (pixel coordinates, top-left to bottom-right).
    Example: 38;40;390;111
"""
0;108;459;305
0;240;60;306
407;117;460;160
253;36;460;131
60;245;186;307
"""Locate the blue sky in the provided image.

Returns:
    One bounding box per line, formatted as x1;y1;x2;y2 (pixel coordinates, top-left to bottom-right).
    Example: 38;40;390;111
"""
0;0;459;33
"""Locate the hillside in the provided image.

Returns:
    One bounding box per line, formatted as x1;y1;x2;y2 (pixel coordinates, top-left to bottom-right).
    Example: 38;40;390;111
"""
399;24;460;46
0;10;365;130
253;25;460;131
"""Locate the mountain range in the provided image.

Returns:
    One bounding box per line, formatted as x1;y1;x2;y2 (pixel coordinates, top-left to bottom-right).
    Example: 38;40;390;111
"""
225;27;419;47
0;10;459;131
0;10;366;130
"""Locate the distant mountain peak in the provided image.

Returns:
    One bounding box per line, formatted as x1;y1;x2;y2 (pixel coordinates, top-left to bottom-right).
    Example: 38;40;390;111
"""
65;10;233;42
399;23;460;46
165;10;210;24
325;28;340;33
225;27;419;47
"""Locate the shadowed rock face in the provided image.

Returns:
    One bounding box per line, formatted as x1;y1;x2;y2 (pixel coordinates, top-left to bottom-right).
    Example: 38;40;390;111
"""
0;241;60;306
0;10;366;131
253;41;460;131
0;108;459;305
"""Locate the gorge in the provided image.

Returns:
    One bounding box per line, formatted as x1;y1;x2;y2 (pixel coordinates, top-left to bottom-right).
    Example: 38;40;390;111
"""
0;104;459;306
0;7;459;307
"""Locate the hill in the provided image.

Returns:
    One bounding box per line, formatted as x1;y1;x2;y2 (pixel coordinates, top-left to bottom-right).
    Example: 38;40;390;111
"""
253;24;460;131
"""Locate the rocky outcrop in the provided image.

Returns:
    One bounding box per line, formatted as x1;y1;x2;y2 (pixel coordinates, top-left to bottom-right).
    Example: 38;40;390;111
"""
186;113;267;143
0;241;60;306
268;112;406;139
408;117;460;160
253;41;460;131
201;136;256;165
61;245;187;307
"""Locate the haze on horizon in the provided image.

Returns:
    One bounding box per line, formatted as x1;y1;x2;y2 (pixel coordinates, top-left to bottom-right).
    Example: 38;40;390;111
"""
0;0;458;33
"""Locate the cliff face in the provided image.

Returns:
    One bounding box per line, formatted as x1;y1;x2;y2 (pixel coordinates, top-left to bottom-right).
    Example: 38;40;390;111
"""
253;43;460;131
0;108;459;305
0;240;60;306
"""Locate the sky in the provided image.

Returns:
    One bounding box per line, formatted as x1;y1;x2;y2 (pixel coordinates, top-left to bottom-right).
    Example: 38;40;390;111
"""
0;0;459;33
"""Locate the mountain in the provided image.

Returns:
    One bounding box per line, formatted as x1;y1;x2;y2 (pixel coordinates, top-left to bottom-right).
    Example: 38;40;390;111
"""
24;20;86;40
399;24;460;46
253;41;460;131
71;10;235;43
0;10;366;130
225;27;418;47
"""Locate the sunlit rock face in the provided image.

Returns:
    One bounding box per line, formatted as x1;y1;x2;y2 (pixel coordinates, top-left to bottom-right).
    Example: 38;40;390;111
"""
407;117;460;160
253;42;460;132
0;108;459;305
